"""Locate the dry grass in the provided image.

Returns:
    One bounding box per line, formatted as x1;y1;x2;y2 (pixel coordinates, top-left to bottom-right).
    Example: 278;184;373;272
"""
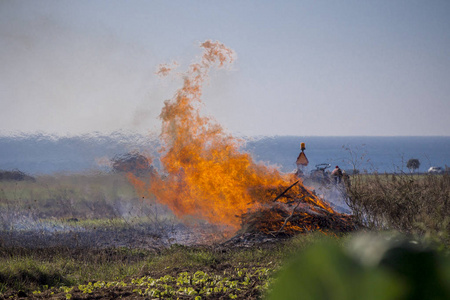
0;173;175;231
346;173;449;247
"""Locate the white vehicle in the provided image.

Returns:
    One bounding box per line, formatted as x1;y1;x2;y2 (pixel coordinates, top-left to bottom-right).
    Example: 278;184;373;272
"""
428;166;443;174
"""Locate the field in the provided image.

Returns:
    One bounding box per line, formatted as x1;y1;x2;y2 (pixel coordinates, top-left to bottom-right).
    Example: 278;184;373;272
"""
0;172;449;299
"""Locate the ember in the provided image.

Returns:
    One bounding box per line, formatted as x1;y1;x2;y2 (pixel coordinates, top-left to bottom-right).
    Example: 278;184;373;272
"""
240;199;358;237
128;40;358;238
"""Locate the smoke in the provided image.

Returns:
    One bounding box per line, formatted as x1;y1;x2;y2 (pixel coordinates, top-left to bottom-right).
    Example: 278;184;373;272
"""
0;2;160;136
304;180;352;214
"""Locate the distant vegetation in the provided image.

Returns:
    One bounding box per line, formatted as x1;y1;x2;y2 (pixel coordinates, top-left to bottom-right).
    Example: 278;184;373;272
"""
0;170;35;182
111;151;153;176
406;158;420;173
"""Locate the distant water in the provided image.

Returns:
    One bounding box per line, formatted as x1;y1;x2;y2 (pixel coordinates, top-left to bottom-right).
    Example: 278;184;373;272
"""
0;134;449;175
246;136;450;173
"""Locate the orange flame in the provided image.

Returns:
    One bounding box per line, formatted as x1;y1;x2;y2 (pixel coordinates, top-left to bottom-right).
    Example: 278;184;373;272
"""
128;40;333;233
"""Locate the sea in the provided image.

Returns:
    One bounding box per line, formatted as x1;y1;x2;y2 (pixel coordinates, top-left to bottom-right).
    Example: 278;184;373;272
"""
0;134;449;175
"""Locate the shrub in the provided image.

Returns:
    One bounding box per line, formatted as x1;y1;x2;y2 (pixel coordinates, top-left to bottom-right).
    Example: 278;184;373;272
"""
0;170;35;182
345;173;449;247
111;152;153;176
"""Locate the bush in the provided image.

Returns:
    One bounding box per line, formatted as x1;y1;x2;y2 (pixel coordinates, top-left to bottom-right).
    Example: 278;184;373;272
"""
111;152;153;176
0;170;35;182
345;173;449;247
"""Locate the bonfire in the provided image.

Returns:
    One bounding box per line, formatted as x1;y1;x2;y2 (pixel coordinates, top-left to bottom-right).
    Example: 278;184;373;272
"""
128;40;358;240
239;181;357;237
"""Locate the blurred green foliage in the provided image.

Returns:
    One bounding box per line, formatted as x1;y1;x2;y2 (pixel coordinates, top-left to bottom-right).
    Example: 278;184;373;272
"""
267;234;450;300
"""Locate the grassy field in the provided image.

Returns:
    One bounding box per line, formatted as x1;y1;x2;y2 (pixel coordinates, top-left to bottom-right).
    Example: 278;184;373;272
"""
0;228;324;299
0;242;285;298
0;172;449;299
0;173;145;222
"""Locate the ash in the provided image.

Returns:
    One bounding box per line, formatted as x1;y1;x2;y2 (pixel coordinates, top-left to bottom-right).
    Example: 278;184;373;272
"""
0;217;228;250
220;232;289;249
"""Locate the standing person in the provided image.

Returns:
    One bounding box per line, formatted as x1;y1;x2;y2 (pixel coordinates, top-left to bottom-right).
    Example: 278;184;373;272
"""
331;166;343;184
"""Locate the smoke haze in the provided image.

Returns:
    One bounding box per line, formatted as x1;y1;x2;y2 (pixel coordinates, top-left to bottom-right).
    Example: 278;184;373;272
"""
0;1;163;135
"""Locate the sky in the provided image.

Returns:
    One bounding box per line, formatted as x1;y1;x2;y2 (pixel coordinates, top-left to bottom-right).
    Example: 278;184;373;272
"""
1;0;449;137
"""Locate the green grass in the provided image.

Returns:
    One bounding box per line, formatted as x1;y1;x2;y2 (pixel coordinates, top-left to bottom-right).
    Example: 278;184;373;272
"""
0;234;325;297
2;232;447;299
0;246;153;294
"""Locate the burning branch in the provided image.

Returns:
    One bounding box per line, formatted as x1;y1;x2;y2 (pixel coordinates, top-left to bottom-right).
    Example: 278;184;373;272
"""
272;180;299;202
273;196;305;234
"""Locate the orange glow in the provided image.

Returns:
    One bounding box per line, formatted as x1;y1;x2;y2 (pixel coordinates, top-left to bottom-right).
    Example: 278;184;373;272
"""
128;40;334;233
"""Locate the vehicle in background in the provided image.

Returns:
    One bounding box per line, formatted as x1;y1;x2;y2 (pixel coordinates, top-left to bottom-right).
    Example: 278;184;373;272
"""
310;163;331;183
428;166;443;174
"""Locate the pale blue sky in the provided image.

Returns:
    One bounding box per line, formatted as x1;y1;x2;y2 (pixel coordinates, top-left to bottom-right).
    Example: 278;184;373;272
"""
1;0;449;136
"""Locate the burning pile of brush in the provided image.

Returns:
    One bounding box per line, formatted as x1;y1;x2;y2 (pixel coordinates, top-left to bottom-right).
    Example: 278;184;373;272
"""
129;40;358;241
238;181;358;237
241;192;357;237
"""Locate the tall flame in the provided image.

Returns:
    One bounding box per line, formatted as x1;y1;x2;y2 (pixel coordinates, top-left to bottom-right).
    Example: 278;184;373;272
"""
129;40;333;232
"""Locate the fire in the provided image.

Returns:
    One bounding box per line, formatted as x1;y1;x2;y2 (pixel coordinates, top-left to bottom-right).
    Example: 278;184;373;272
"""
128;40;334;233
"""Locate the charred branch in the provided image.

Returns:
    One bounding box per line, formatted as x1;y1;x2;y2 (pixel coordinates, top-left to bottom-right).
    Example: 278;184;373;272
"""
273;196;305;234
272;180;299;202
